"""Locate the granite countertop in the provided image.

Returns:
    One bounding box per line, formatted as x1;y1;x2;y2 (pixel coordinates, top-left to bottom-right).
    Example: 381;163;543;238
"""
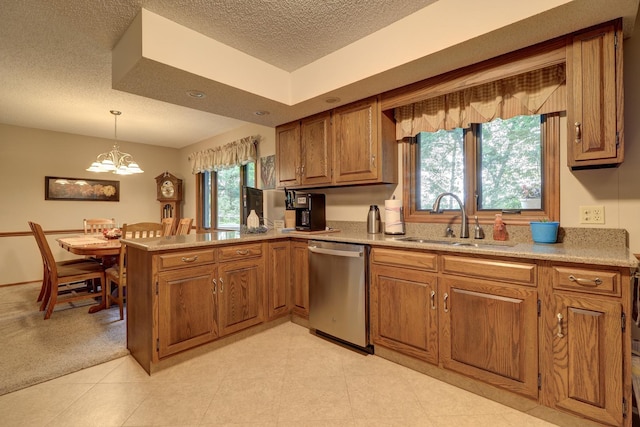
121;225;639;269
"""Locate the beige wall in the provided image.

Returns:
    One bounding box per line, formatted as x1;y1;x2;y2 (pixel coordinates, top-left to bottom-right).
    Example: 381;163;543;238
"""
0;124;179;285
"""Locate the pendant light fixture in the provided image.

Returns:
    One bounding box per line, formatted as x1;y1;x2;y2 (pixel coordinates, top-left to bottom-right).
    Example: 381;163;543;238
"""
86;110;144;175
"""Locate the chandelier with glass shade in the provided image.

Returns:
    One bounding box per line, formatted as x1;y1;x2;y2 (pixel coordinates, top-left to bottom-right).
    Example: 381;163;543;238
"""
86;110;144;175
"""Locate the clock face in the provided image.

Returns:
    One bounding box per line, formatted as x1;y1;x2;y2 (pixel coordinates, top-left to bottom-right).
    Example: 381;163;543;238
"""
161;180;175;198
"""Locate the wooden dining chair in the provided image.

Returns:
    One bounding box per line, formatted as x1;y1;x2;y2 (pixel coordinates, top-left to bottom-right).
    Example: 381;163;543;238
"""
161;217;176;236
175;218;193;235
28;222;100;306
83;218;116;235
105;222;163;320
29;221;106;320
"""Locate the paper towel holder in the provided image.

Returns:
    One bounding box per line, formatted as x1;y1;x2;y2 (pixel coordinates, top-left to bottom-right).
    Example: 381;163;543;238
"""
384;206;406;235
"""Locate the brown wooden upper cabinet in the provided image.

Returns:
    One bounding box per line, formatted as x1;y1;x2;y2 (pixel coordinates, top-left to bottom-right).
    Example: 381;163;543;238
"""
275;97;397;189
567;20;623;169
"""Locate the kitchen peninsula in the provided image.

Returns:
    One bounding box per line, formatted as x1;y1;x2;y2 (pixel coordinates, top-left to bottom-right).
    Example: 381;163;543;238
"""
122;226;637;426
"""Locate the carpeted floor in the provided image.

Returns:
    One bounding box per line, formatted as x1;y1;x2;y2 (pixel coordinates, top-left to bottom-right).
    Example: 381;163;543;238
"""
0;282;128;396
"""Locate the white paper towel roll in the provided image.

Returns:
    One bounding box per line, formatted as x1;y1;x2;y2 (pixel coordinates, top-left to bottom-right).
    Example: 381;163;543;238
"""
384;199;405;234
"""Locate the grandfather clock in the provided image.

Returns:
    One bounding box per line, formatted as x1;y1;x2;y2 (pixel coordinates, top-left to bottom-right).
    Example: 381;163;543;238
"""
155;172;182;222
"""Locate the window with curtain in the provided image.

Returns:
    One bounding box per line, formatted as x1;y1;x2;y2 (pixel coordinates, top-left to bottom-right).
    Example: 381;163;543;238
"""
398;65;563;225
189;136;258;231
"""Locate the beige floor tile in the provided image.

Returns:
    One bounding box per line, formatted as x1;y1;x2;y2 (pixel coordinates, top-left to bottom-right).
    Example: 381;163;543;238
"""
277;375;352;422
346;374;426;419
285;344;346;378
200;376;283;424
429;414;537;427
1;321;570;426
48;356;126;384
46;382;153;427
123;381;218;426
99;355;159;383
0;382;93;427
352;418;436;427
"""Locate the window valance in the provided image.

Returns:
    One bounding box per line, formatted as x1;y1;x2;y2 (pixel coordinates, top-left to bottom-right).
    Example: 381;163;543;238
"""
188;135;258;174
395;64;566;139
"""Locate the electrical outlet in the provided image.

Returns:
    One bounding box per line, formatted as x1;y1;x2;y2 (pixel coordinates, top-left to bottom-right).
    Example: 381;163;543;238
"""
579;205;605;224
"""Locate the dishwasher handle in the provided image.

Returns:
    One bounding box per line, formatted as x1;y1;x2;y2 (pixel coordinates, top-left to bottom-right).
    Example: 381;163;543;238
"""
308;245;363;258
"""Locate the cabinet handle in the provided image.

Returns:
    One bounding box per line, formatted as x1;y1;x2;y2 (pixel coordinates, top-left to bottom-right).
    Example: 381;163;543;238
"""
219;278;224;293
574;122;581;144
370;155;376;166
181;255;199;263
430;290;436;310
443;293;449;313
301;164;305;176
556;313;564;338
212;278;217;294
568;274;602;287
236;249;249;255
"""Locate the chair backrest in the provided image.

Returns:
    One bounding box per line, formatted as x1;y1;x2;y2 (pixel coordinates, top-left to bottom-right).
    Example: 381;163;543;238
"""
161;217;176;236
28;221;57;276
84;218;116;235
175;218;193;235
122;222;164;239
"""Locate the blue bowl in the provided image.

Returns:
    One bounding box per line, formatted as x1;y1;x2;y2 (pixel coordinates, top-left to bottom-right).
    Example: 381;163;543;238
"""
530;222;559;243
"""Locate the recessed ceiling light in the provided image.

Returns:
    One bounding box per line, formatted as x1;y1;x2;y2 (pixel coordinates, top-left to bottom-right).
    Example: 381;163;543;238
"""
186;90;206;99
254;110;270;116
325;97;341;104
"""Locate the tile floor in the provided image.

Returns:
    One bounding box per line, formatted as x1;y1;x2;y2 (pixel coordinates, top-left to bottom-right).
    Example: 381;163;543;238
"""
0;322;559;426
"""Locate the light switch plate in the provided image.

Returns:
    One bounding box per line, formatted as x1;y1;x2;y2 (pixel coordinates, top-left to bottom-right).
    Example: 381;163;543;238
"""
579;205;605;224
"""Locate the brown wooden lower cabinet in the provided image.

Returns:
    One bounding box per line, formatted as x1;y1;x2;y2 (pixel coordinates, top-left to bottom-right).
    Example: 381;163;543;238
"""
439;276;539;399
128;243;266;370
370;247;632;426
217;257;265;337
157;265;218;358
267;240;291;320
548;293;623;426
370;264;438;364
291;240;309;318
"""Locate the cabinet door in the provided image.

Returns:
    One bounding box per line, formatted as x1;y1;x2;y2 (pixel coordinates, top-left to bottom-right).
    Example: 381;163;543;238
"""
332;97;379;184
218;258;265;337
267;241;290;319
301;112;332;186
371;264;438;364
550;293;623;426
291;240;309;318
275;121;301;187
157;266;218;358
440;277;539;399
567;22;621;167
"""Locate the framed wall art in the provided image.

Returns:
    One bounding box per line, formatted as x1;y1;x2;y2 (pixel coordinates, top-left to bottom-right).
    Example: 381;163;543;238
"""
260;155;275;189
44;176;120;201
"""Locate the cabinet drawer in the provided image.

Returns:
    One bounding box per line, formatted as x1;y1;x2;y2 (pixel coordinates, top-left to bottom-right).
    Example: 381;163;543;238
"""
553;266;620;296
371;247;437;272
441;255;536;286
218;243;263;262
158;249;216;271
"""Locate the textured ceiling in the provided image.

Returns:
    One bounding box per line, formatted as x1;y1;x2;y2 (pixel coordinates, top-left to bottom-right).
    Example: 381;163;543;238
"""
0;0;638;148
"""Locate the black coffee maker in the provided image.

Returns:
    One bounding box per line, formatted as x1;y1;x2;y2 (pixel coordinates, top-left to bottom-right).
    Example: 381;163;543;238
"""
294;193;326;231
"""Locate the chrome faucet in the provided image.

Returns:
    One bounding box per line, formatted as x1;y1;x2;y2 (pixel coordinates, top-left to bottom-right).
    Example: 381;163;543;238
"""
432;192;469;238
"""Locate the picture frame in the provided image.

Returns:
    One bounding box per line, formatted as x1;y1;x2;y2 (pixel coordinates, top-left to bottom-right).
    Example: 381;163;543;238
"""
45;176;120;201
260;155;275;189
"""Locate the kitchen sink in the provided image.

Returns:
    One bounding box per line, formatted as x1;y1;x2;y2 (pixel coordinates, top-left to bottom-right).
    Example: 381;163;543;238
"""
392;236;517;248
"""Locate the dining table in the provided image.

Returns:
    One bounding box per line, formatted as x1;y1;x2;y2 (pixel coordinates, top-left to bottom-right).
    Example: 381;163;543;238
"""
57;235;121;314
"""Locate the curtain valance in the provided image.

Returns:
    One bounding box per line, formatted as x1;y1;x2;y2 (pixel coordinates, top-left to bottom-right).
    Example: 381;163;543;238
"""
395;64;566;139
188;135;258;174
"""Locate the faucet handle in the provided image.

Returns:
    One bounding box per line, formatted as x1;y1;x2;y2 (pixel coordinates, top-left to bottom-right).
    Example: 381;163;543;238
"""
445;227;455;238
474;216;485;239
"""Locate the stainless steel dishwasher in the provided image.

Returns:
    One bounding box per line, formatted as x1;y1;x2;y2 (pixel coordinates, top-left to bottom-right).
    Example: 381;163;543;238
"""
308;240;372;353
